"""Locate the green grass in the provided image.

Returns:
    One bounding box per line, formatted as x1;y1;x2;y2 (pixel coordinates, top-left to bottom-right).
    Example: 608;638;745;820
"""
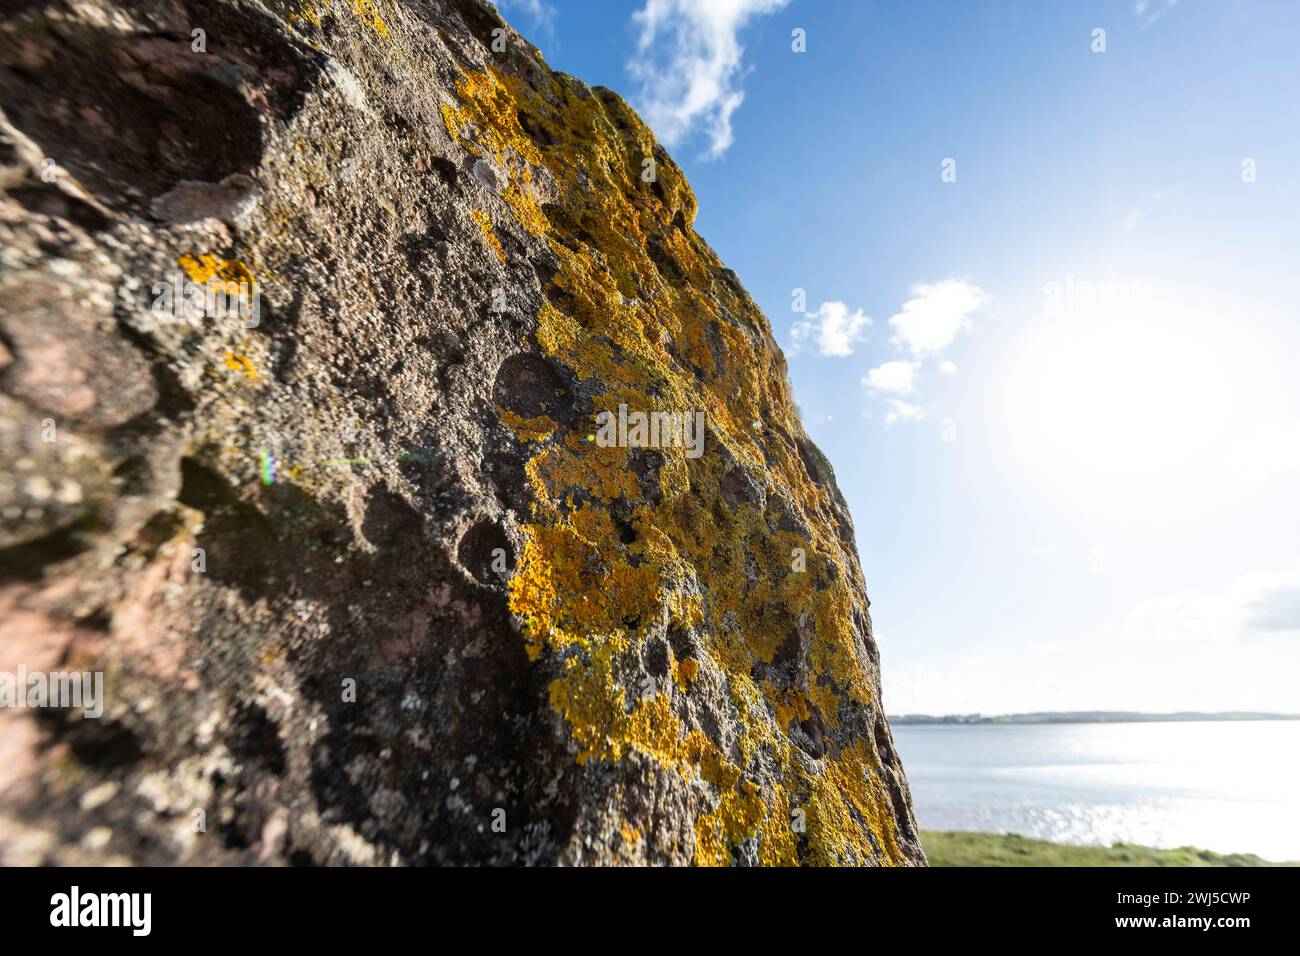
920;830;1296;867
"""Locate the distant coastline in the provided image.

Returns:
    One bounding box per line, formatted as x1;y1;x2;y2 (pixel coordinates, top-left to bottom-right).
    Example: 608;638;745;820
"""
890;711;1300;725
920;830;1297;867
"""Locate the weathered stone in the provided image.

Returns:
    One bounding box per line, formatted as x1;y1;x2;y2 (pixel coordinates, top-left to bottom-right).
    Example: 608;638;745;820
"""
0;0;922;866
149;173;262;226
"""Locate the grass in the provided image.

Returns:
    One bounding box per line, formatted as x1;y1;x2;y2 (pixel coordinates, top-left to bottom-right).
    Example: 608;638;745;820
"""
920;830;1296;867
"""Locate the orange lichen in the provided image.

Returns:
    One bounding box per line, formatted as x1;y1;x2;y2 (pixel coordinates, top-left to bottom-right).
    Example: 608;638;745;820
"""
222;353;258;381
770;685;812;728
619;822;641;848
345;0;389;38
438;63;908;865
496;409;557;443
287;1;387;39
287;2;322;27
471;209;506;263
441;71;549;237
178;254;255;295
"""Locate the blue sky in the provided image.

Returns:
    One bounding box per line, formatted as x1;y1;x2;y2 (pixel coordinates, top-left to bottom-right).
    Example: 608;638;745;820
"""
496;0;1300;714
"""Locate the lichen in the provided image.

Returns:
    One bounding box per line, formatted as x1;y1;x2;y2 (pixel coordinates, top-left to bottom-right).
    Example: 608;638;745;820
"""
470;209;506;264
222;352;258;381
284;0;388;38
178;254;255;295
442;64;906;865
496;409;556;443
441;71;549;238
345;0;389;38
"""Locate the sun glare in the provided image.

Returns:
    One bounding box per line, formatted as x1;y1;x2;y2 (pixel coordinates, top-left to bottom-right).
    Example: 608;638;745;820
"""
992;304;1240;498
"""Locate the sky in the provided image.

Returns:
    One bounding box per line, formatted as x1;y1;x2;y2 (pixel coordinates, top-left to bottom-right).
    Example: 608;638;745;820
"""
494;0;1300;715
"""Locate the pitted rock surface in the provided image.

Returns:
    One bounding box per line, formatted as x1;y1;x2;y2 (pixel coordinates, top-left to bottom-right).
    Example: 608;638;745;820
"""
0;0;923;866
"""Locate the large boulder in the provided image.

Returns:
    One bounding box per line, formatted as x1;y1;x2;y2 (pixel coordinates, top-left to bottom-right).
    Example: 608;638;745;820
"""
0;0;923;866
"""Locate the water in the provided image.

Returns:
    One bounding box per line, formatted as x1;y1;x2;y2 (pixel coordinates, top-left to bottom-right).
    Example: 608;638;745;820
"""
892;720;1300;861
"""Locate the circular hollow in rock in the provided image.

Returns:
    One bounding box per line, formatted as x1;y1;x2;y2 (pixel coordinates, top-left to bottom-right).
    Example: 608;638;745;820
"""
492;353;574;422
457;519;513;585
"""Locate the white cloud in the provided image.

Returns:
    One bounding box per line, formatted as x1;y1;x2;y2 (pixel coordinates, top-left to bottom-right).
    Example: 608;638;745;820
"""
862;360;919;394
1136;0;1181;29
885;399;924;425
1224;419;1300;482
628;0;789;159
888;279;986;357
1126;571;1300;643
857;279;982;426
790;300;872;358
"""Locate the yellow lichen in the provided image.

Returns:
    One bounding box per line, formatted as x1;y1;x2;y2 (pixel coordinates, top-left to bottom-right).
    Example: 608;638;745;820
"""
178;254;255;295
674;657;699;688
223;353;258;381
441;71;550;237
770;685;812;728
497;408;557;443
345;0;389;38
437;64;909;865
286;0;387;38
471;209;506;263
287;1;322;26
620;822;641;848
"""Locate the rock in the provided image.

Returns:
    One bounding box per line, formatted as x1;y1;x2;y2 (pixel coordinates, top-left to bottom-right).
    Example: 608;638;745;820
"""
322;58;369;114
0;0;923;866
149;174;261;226
470;157;501;194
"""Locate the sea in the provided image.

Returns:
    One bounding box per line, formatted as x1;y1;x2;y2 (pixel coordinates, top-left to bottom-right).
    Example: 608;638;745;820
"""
891;720;1300;861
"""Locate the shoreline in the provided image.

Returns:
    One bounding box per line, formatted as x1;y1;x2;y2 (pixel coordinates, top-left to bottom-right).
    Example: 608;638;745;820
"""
921;830;1298;867
893;712;1300;726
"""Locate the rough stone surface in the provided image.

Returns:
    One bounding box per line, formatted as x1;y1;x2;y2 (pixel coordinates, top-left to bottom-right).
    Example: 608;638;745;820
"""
0;0;924;866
